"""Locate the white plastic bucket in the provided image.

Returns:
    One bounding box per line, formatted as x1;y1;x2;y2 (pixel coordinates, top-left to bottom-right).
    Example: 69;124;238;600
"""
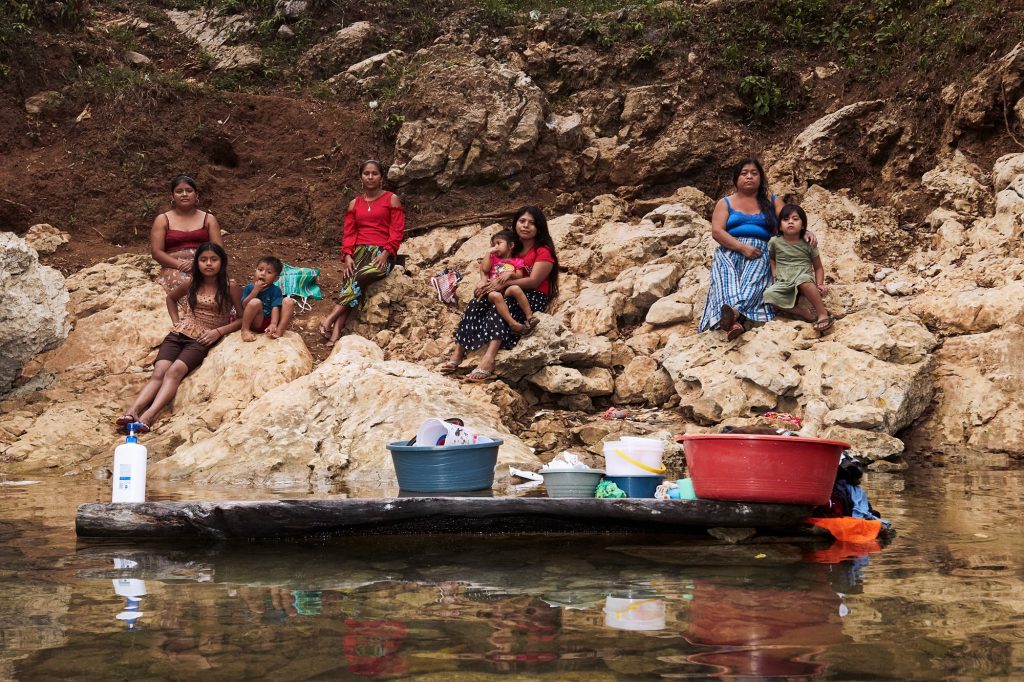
414;418;481;446
603;597;666;631
604;438;665;477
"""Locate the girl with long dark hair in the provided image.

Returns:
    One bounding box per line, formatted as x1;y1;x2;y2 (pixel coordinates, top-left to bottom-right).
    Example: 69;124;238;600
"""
117;242;243;432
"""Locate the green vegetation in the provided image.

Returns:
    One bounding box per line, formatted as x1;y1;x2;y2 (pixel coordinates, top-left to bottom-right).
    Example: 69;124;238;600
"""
0;0;86;73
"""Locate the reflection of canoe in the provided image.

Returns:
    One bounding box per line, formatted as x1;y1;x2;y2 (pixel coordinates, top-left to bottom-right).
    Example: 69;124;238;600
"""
76;497;814;541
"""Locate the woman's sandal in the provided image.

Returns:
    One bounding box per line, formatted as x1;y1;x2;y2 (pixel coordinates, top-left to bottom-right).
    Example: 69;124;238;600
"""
465;367;495;383
522;316;540;336
115;414;137;428
720;304;738;331
813;316;835;333
437;360;459;374
726;322;745;341
134;421;152;434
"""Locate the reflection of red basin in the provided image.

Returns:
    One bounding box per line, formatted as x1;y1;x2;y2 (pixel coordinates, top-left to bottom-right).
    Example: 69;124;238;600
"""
679;434;848;505
686;580;847;677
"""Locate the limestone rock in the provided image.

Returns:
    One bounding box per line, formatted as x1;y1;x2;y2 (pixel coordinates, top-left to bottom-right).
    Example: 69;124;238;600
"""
527;365;584;394
908;325;1024;457
798;185;906;282
823;426;905;463
274;0;307;20
0;233;70;396
565;284;624;337
388;46;546;190
492;313;612;382
346;49;405;80
298;21;377;78
645;291;694;326
770;100;885;189
166;9;261;71
953;43;1024;130
65;255;160;319
24;91;62;115
24;224;70;255
921;151;991;216
150;336;541;488
124;50;152;66
661;311;935;459
911;281;1024;335
587;209;704;282
402;223;480;268
613;356;674;405
0;255;312;472
631;186;714;219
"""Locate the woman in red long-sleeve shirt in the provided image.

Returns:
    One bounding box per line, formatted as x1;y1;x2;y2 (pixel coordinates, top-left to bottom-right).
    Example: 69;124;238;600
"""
320;160;405;342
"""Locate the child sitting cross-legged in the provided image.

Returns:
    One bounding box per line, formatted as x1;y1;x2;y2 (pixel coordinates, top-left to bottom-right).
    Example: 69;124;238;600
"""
477;229;538;336
240;256;296;341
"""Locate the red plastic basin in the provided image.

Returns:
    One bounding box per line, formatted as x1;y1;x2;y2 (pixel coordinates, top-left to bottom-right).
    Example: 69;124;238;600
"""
678;434;848;505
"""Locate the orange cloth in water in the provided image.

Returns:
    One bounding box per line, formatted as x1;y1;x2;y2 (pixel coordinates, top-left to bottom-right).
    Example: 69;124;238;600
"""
804;517;883;543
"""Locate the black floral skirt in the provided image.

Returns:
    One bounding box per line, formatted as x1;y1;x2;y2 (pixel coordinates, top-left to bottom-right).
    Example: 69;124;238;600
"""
454;290;549;351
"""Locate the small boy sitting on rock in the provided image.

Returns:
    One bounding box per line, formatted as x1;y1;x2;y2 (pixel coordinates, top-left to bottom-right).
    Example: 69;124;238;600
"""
241;255;295;341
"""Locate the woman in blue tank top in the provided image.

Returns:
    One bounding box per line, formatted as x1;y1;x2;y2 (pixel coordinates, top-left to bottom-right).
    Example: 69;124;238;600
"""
698;158;784;338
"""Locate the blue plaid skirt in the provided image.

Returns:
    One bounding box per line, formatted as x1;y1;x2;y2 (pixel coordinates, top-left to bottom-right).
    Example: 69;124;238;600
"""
698;238;775;332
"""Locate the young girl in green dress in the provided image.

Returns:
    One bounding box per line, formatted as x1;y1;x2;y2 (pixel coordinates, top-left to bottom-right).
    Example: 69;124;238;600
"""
763;204;833;332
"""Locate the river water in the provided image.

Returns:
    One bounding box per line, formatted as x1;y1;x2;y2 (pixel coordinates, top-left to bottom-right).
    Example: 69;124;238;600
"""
1;459;1022;681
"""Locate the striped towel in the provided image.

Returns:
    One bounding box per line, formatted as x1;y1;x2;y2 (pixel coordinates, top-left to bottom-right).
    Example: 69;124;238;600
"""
698;238;775;332
275;263;323;313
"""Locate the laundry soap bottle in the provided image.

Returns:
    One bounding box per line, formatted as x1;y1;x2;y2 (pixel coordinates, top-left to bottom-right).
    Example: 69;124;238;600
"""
111;425;147;503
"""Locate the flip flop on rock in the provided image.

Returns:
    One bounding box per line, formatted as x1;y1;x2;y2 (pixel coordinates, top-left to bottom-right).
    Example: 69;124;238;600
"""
318;323;333;342
133;421;152;434
813;316;835;333
726;322;745;341
115;414;137;427
437;360;459;374
465;367;495;382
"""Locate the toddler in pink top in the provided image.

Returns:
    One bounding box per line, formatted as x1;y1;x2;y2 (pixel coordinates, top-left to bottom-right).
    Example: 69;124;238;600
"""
477;230;537;335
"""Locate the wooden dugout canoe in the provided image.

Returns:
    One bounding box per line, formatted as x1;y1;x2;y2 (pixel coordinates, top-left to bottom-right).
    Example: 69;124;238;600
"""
75;497;815;541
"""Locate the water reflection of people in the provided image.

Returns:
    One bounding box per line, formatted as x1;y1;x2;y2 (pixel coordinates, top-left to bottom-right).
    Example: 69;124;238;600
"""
343;618;408;676
480;596;560;672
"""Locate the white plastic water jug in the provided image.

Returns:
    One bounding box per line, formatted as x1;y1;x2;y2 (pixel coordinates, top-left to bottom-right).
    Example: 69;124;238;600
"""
112;426;147;503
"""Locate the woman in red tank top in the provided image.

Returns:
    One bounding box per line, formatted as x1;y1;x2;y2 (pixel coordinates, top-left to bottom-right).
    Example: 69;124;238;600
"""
152;175;225;295
319;160;405;342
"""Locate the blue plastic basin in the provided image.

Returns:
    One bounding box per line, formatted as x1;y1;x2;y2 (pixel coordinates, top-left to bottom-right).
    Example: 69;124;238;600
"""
603;475;664;499
387;439;502;493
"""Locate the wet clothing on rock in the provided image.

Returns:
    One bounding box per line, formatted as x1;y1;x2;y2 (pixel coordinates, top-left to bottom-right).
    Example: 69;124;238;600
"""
764;237;819;309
